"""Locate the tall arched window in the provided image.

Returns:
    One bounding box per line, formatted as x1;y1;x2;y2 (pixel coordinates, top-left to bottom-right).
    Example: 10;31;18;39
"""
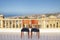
47;25;49;28
50;24;52;28
3;20;5;28
56;22;58;28
10;21;12;28
53;24;55;28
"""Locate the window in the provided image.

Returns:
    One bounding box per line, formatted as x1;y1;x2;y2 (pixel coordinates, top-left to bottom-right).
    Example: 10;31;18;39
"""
16;24;18;28
50;24;52;28
47;25;49;28
56;22;58;28
16;20;18;24
53;24;55;28
3;20;5;28
13;24;15;28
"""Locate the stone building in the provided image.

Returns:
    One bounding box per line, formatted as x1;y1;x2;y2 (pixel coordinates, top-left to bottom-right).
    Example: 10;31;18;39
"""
0;14;60;29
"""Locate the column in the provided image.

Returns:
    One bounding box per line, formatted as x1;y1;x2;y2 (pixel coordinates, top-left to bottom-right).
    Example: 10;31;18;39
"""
49;21;51;28
59;20;60;28
15;20;16;28
1;20;3;28
8;20;10;28
11;20;13;28
5;20;6;28
55;22;56;28
18;20;20;28
21;20;23;28
43;20;46;28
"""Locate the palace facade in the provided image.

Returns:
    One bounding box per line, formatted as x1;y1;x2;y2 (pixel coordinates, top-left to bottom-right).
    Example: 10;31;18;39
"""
0;14;60;29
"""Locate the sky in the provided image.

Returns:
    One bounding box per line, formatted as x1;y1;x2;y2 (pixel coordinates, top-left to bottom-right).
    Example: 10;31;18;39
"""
0;0;60;16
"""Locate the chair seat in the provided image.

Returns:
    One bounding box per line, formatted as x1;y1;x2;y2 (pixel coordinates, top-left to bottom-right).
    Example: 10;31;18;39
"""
31;28;39;32
21;28;29;32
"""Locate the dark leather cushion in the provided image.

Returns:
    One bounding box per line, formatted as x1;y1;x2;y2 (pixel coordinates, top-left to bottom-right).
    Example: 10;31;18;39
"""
21;28;29;32
31;28;39;32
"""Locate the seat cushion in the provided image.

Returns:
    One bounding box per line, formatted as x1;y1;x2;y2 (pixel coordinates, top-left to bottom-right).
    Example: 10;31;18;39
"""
21;28;29;32
31;28;39;32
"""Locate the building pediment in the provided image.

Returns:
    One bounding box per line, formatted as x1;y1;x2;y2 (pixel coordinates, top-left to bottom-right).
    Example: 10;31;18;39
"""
49;15;57;18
